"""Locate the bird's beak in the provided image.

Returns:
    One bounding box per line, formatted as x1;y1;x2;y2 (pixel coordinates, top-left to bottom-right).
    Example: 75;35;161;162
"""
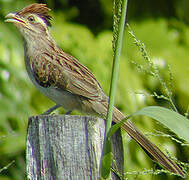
5;13;25;25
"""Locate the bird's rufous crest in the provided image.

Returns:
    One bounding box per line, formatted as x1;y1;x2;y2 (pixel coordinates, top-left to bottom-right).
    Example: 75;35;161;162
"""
17;3;52;26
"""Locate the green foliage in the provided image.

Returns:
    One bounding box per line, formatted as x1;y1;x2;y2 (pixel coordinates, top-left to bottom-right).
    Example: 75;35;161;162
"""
124;19;189;113
101;0;128;178
132;106;189;142
100;139;113;179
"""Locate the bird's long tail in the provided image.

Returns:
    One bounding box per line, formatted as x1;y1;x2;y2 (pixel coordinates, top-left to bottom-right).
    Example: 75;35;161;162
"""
111;106;185;177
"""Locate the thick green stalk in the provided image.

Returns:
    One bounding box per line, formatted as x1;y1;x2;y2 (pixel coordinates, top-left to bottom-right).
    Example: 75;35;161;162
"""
100;1;128;178
105;0;128;136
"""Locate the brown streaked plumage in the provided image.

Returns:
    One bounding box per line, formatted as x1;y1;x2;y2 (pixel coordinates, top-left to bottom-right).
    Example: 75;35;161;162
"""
5;3;185;177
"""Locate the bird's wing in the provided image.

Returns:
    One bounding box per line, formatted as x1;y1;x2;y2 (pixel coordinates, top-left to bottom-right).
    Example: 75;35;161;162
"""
31;51;105;101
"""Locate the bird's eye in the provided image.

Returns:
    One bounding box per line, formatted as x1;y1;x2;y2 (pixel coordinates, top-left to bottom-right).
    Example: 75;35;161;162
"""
28;16;35;22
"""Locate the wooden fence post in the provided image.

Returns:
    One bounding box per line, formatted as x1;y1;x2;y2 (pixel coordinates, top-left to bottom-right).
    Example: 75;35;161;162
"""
26;115;123;180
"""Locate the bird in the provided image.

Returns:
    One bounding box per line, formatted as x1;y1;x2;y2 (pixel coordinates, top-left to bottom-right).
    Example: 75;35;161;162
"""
5;3;185;177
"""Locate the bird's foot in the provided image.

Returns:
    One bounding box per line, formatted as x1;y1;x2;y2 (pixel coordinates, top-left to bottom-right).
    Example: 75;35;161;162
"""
42;104;61;115
65;110;72;115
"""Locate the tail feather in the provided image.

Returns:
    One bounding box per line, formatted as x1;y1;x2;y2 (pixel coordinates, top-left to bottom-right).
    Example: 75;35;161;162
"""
112;106;185;177
91;100;185;177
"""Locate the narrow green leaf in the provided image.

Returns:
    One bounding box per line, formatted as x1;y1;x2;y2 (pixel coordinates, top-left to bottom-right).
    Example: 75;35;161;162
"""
101;0;129;178
108;116;130;138
132;106;189;142
100;139;113;179
106;0;128;136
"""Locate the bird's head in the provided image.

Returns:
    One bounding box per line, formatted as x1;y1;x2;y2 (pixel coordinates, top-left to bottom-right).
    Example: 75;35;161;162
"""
5;3;52;39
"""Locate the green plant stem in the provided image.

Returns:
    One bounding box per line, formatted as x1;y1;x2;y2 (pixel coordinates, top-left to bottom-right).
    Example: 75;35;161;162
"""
128;25;178;113
105;0;128;137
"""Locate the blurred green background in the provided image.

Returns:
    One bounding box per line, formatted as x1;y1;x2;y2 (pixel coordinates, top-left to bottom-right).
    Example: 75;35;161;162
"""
0;0;189;179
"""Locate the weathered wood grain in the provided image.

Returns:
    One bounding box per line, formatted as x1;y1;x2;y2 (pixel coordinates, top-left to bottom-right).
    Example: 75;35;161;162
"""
26;115;123;180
